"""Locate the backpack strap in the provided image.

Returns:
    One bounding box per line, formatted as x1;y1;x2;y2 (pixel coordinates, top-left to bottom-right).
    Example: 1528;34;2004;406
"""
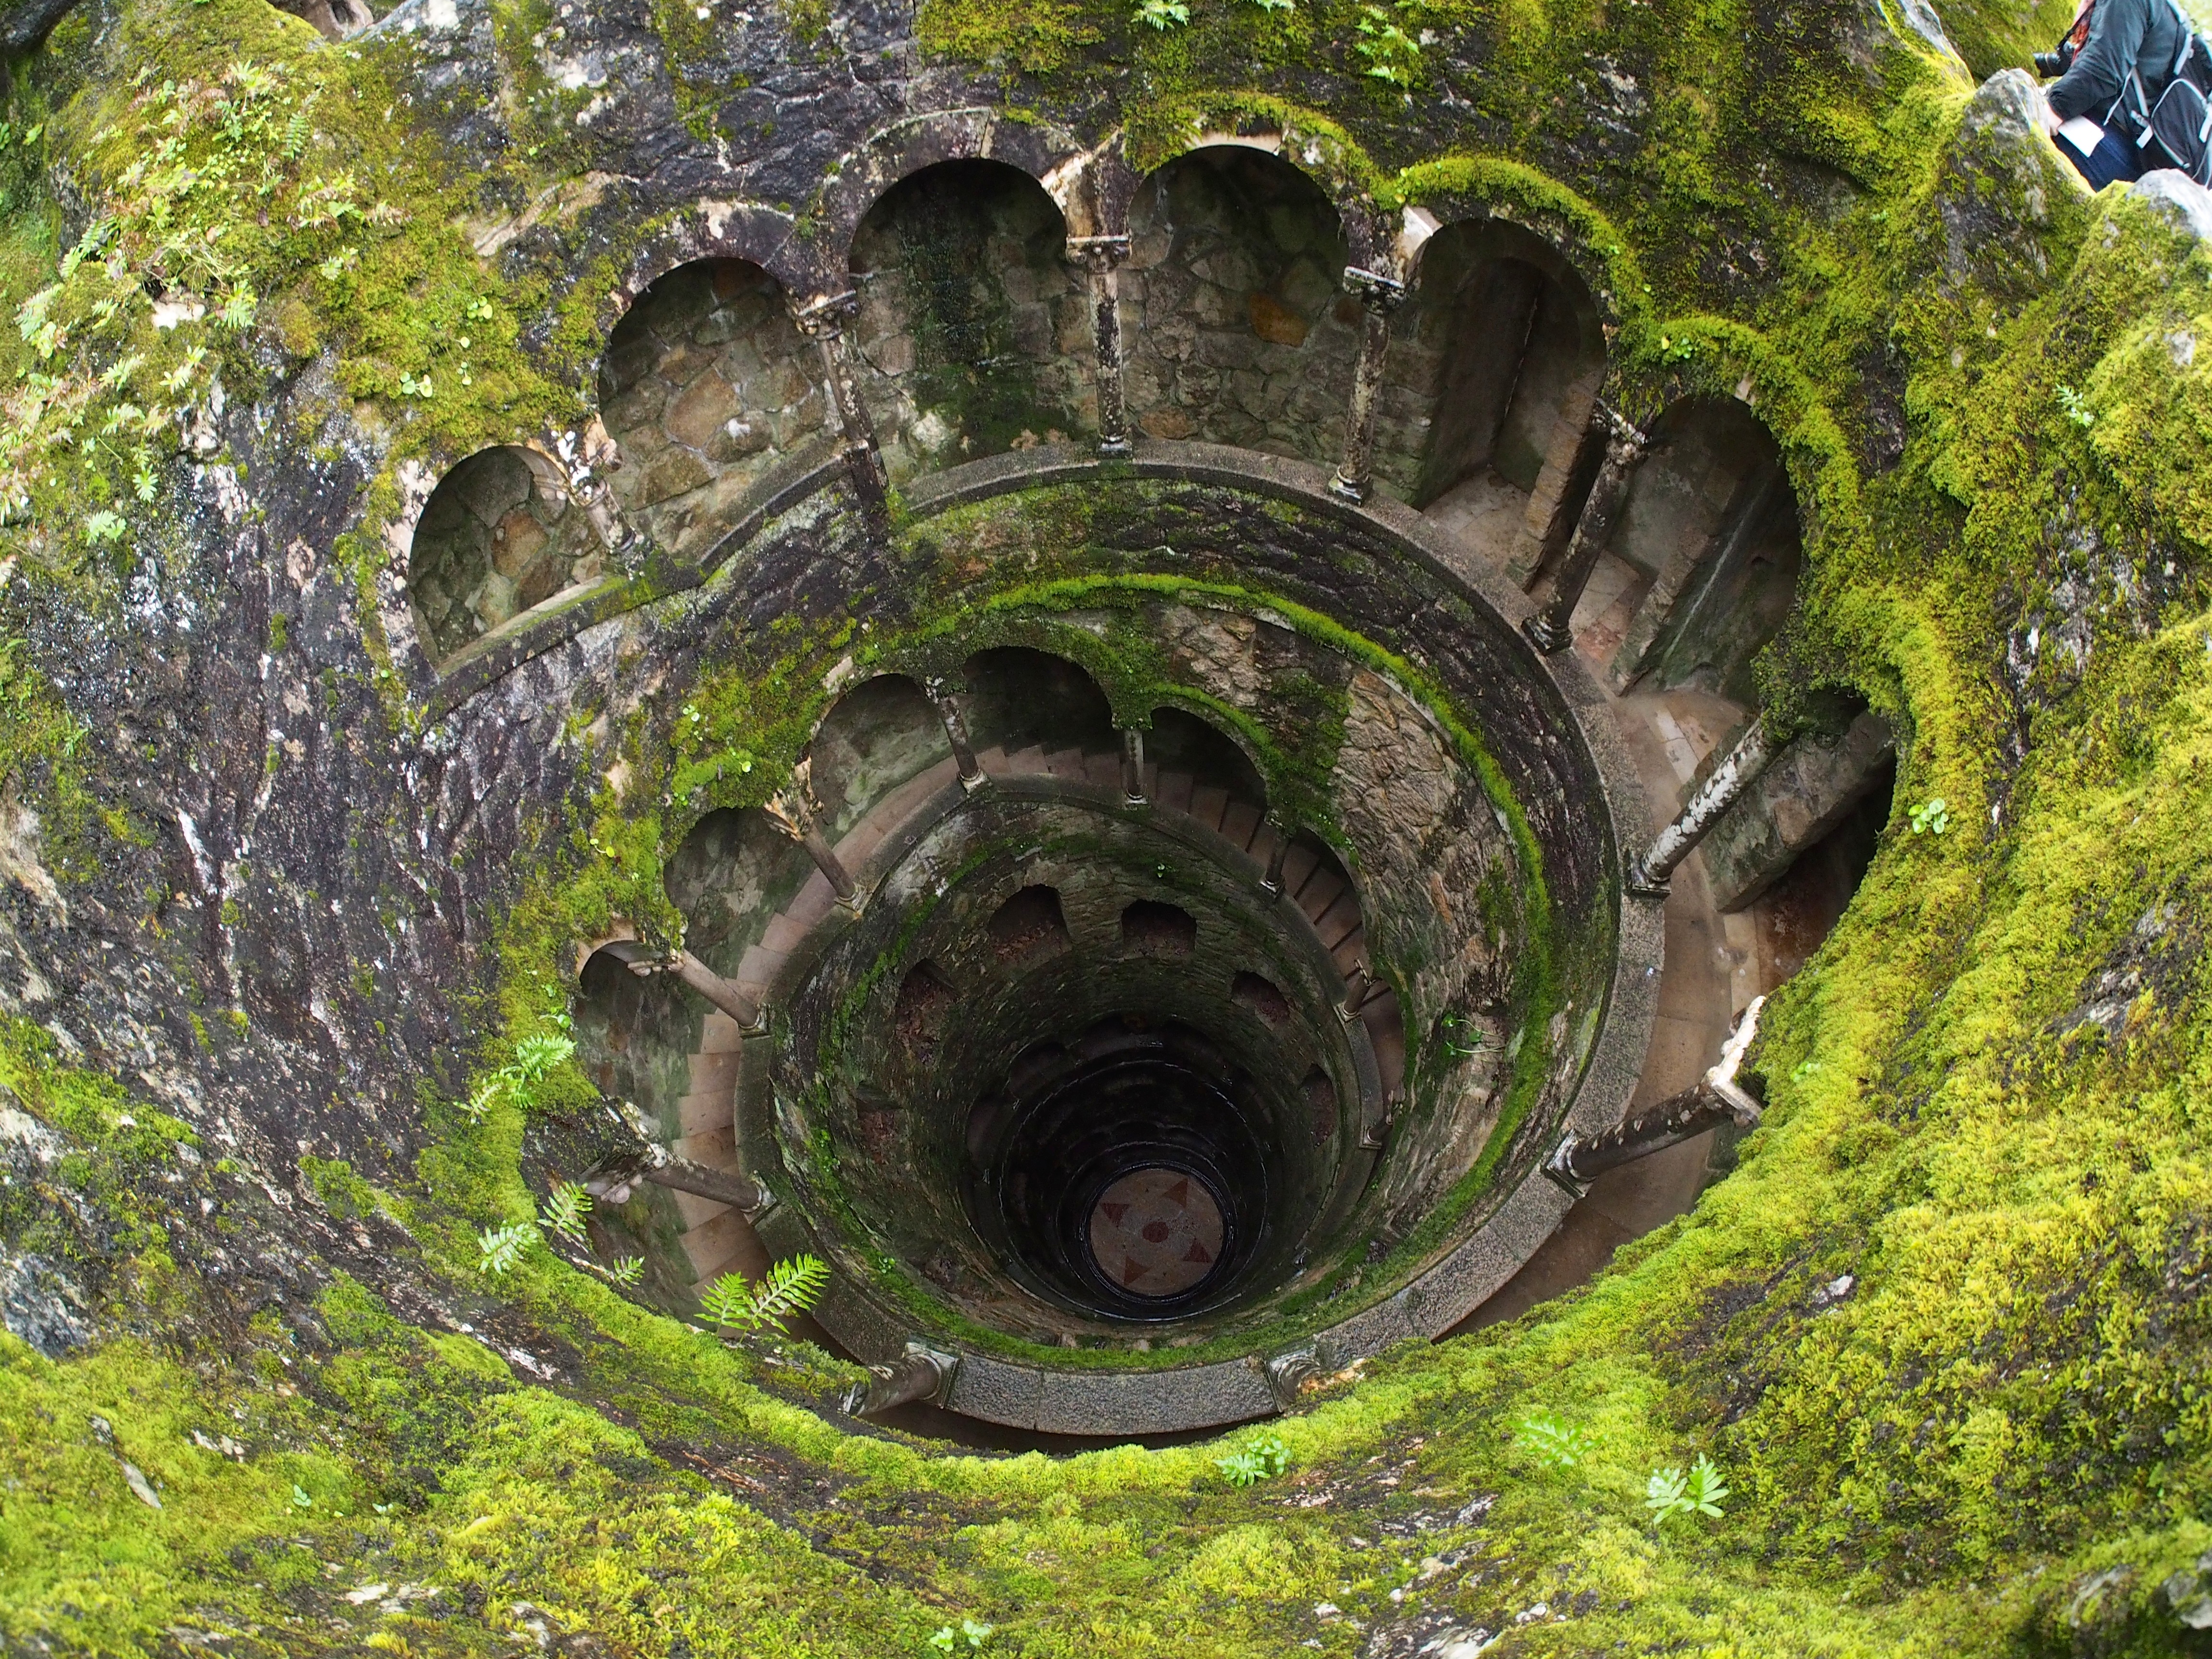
2166;0;2197;79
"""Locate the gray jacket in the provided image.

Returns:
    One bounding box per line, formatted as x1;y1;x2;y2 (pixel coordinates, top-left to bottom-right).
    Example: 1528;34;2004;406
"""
2048;0;2192;121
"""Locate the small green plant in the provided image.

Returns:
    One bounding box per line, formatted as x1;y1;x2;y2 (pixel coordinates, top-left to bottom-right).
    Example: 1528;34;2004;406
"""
698;1254;830;1334
396;371;433;398
1245;0;1295;10
605;1256;644;1287
1910;796;1949;836
927;1621;994;1652
1133;0;1187;25
476;1221;536;1276
459;1026;579;1122
1214;1431;1292;1487
2056;384;2096;428
1354;4;1423;85
1645;1454;1728;1526
539;1181;592;1244
1440;1013;1486;1058
1515;1411;1599;1469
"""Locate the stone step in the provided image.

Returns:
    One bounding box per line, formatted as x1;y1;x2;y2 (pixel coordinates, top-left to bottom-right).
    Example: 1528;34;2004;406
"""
760;911;811;953
1316;892;1363;950
1189;785;1229;832
1044;746;1088;779
1297;864;1345;922
1220;800;1263;853
1003;744;1047;773
1156;769;1194;814
1083;750;1121;790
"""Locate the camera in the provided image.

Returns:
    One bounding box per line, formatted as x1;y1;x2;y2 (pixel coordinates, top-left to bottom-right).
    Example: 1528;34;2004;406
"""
2034;39;2077;77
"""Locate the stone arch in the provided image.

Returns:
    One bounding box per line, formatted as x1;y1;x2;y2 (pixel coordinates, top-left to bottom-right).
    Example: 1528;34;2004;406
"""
1120;142;1359;468
1376;219;1610;526
803;108;1095;277
406;444;607;663
1143;703;1270;817
800;672;957;841
664;805;820;982
845;158;1094;481
956;647;1120;763
596;258;823;560
609;203;812;327
1142;129;1385;268
1599;396;1803;702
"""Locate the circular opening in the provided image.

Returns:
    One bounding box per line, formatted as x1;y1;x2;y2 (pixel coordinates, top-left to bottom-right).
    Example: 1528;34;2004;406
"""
984;1018;1269;1322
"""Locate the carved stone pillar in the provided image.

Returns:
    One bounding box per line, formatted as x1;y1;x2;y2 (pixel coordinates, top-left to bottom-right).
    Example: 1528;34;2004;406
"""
1544;998;1764;1197
1259;817;1292;894
1119;726;1147;805
1328;265;1407;505
792;291;890;528
1521;414;1649;655
1628;717;1776;897
842;1340;962;1417
1068;234;1133;457
925;676;985;790
763;760;862;911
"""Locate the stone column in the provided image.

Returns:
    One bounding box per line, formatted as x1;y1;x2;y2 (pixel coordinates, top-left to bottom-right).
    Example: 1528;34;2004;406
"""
1119;726;1147;805
842;1340;962;1417
925;676;985;790
763;761;862;910
1259;817;1293;894
792;291;890;528
1543;998;1764;1197
1628;717;1776;897
1067;234;1133;457
669;949;763;1032
1522;414;1649;654
1328;266;1408;505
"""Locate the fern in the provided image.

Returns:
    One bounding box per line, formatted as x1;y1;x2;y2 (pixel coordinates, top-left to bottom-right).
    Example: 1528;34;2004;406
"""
476;1221;536;1276
1515;1411;1599;1469
539;1181;591;1244
698;1255;830;1334
1646;1453;1728;1525
605;1256;644;1287
1214;1432;1292;1487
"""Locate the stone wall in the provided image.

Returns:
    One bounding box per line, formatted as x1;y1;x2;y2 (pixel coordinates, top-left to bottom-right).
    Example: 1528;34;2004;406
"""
1121;148;1357;468
407;446;607;661
599;260;824;559
848;161;1095;482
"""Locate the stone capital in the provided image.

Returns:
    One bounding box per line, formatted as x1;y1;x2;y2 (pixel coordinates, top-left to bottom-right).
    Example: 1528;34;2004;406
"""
1065;232;1132;270
1339;264;1407;311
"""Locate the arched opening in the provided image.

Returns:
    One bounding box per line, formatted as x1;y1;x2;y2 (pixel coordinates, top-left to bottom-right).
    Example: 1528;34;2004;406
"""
804;674;955;840
848;159;1091;480
1231;970;1293;1029
1121;145;1355;468
987;885;1070;961
1121;900;1198;957
1381;221;1606;555
895;960;958;1060
407;445;606;663
958;647;1118;764
663;806;820;982
1144;705;1269;815
1599;399;1802;703
598;259;819;558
